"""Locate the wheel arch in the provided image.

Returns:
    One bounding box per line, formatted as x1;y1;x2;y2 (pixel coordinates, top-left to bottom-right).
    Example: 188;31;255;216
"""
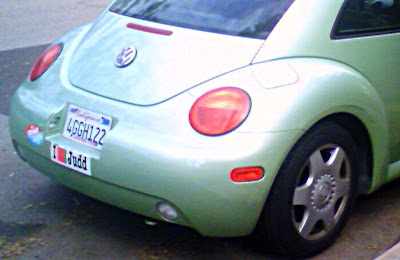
277;58;390;193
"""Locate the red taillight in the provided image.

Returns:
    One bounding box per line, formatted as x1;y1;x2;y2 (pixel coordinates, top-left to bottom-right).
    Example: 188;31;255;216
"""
29;43;63;81
230;167;264;182
189;87;251;136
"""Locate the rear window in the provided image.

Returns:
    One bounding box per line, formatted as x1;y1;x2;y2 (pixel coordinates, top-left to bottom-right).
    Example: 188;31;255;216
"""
110;0;294;39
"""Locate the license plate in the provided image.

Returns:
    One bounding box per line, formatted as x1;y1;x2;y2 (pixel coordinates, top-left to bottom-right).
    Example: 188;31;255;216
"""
51;143;91;176
63;105;112;150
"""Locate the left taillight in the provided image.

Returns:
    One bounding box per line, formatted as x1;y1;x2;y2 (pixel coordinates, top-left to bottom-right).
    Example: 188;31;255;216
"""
29;43;63;81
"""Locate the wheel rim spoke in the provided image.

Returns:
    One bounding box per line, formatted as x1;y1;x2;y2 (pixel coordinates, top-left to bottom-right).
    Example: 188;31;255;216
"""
335;177;350;199
293;185;312;206
321;207;336;230
327;147;345;179
309;150;327;178
298;211;318;238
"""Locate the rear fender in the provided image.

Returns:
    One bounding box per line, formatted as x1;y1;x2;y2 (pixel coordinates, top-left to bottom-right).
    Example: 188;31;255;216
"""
188;58;389;192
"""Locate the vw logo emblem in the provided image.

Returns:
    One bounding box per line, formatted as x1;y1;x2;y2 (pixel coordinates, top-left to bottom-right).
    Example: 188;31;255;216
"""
116;46;137;68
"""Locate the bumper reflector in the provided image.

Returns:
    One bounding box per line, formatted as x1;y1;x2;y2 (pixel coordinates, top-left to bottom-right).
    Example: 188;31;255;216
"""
156;202;178;221
230;167;264;182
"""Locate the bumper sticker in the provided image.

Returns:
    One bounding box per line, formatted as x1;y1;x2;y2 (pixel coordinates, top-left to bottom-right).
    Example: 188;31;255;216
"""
51;144;91;176
25;124;44;146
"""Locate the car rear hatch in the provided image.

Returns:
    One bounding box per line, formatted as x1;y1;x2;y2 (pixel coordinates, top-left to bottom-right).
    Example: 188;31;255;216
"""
68;0;294;105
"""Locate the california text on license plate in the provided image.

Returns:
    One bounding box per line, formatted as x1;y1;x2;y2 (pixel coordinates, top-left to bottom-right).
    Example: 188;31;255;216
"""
51;143;91;176
63;105;112;150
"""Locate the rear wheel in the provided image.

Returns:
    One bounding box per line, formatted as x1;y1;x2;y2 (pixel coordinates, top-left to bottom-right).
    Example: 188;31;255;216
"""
256;122;359;257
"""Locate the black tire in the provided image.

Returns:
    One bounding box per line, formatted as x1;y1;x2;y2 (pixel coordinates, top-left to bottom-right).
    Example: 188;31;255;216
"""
256;121;359;258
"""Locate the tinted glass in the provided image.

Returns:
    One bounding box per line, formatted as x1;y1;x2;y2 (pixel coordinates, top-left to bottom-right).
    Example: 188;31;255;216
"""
334;0;400;37
110;0;294;39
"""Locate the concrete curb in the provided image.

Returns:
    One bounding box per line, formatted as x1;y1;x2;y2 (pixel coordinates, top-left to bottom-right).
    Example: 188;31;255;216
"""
376;241;400;260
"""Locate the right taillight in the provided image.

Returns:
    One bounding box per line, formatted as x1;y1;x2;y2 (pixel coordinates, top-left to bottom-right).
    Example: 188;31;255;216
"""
189;87;251;136
29;43;63;81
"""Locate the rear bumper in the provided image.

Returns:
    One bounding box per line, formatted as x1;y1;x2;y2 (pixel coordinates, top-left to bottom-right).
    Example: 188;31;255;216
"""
9;77;303;237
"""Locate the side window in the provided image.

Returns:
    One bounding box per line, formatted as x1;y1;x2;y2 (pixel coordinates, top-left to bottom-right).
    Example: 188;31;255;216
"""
333;0;400;38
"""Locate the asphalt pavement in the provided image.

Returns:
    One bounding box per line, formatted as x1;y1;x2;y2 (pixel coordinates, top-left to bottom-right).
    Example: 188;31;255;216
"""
1;1;400;259
0;0;110;51
0;45;48;115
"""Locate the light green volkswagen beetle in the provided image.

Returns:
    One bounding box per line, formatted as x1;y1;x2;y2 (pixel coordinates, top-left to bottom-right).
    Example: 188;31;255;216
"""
8;0;400;257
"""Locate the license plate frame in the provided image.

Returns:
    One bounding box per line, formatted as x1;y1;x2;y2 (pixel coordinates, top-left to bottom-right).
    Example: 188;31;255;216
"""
62;105;112;150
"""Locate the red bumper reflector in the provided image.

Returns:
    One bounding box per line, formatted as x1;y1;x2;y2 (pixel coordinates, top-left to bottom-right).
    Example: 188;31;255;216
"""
127;23;173;36
231;167;264;182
